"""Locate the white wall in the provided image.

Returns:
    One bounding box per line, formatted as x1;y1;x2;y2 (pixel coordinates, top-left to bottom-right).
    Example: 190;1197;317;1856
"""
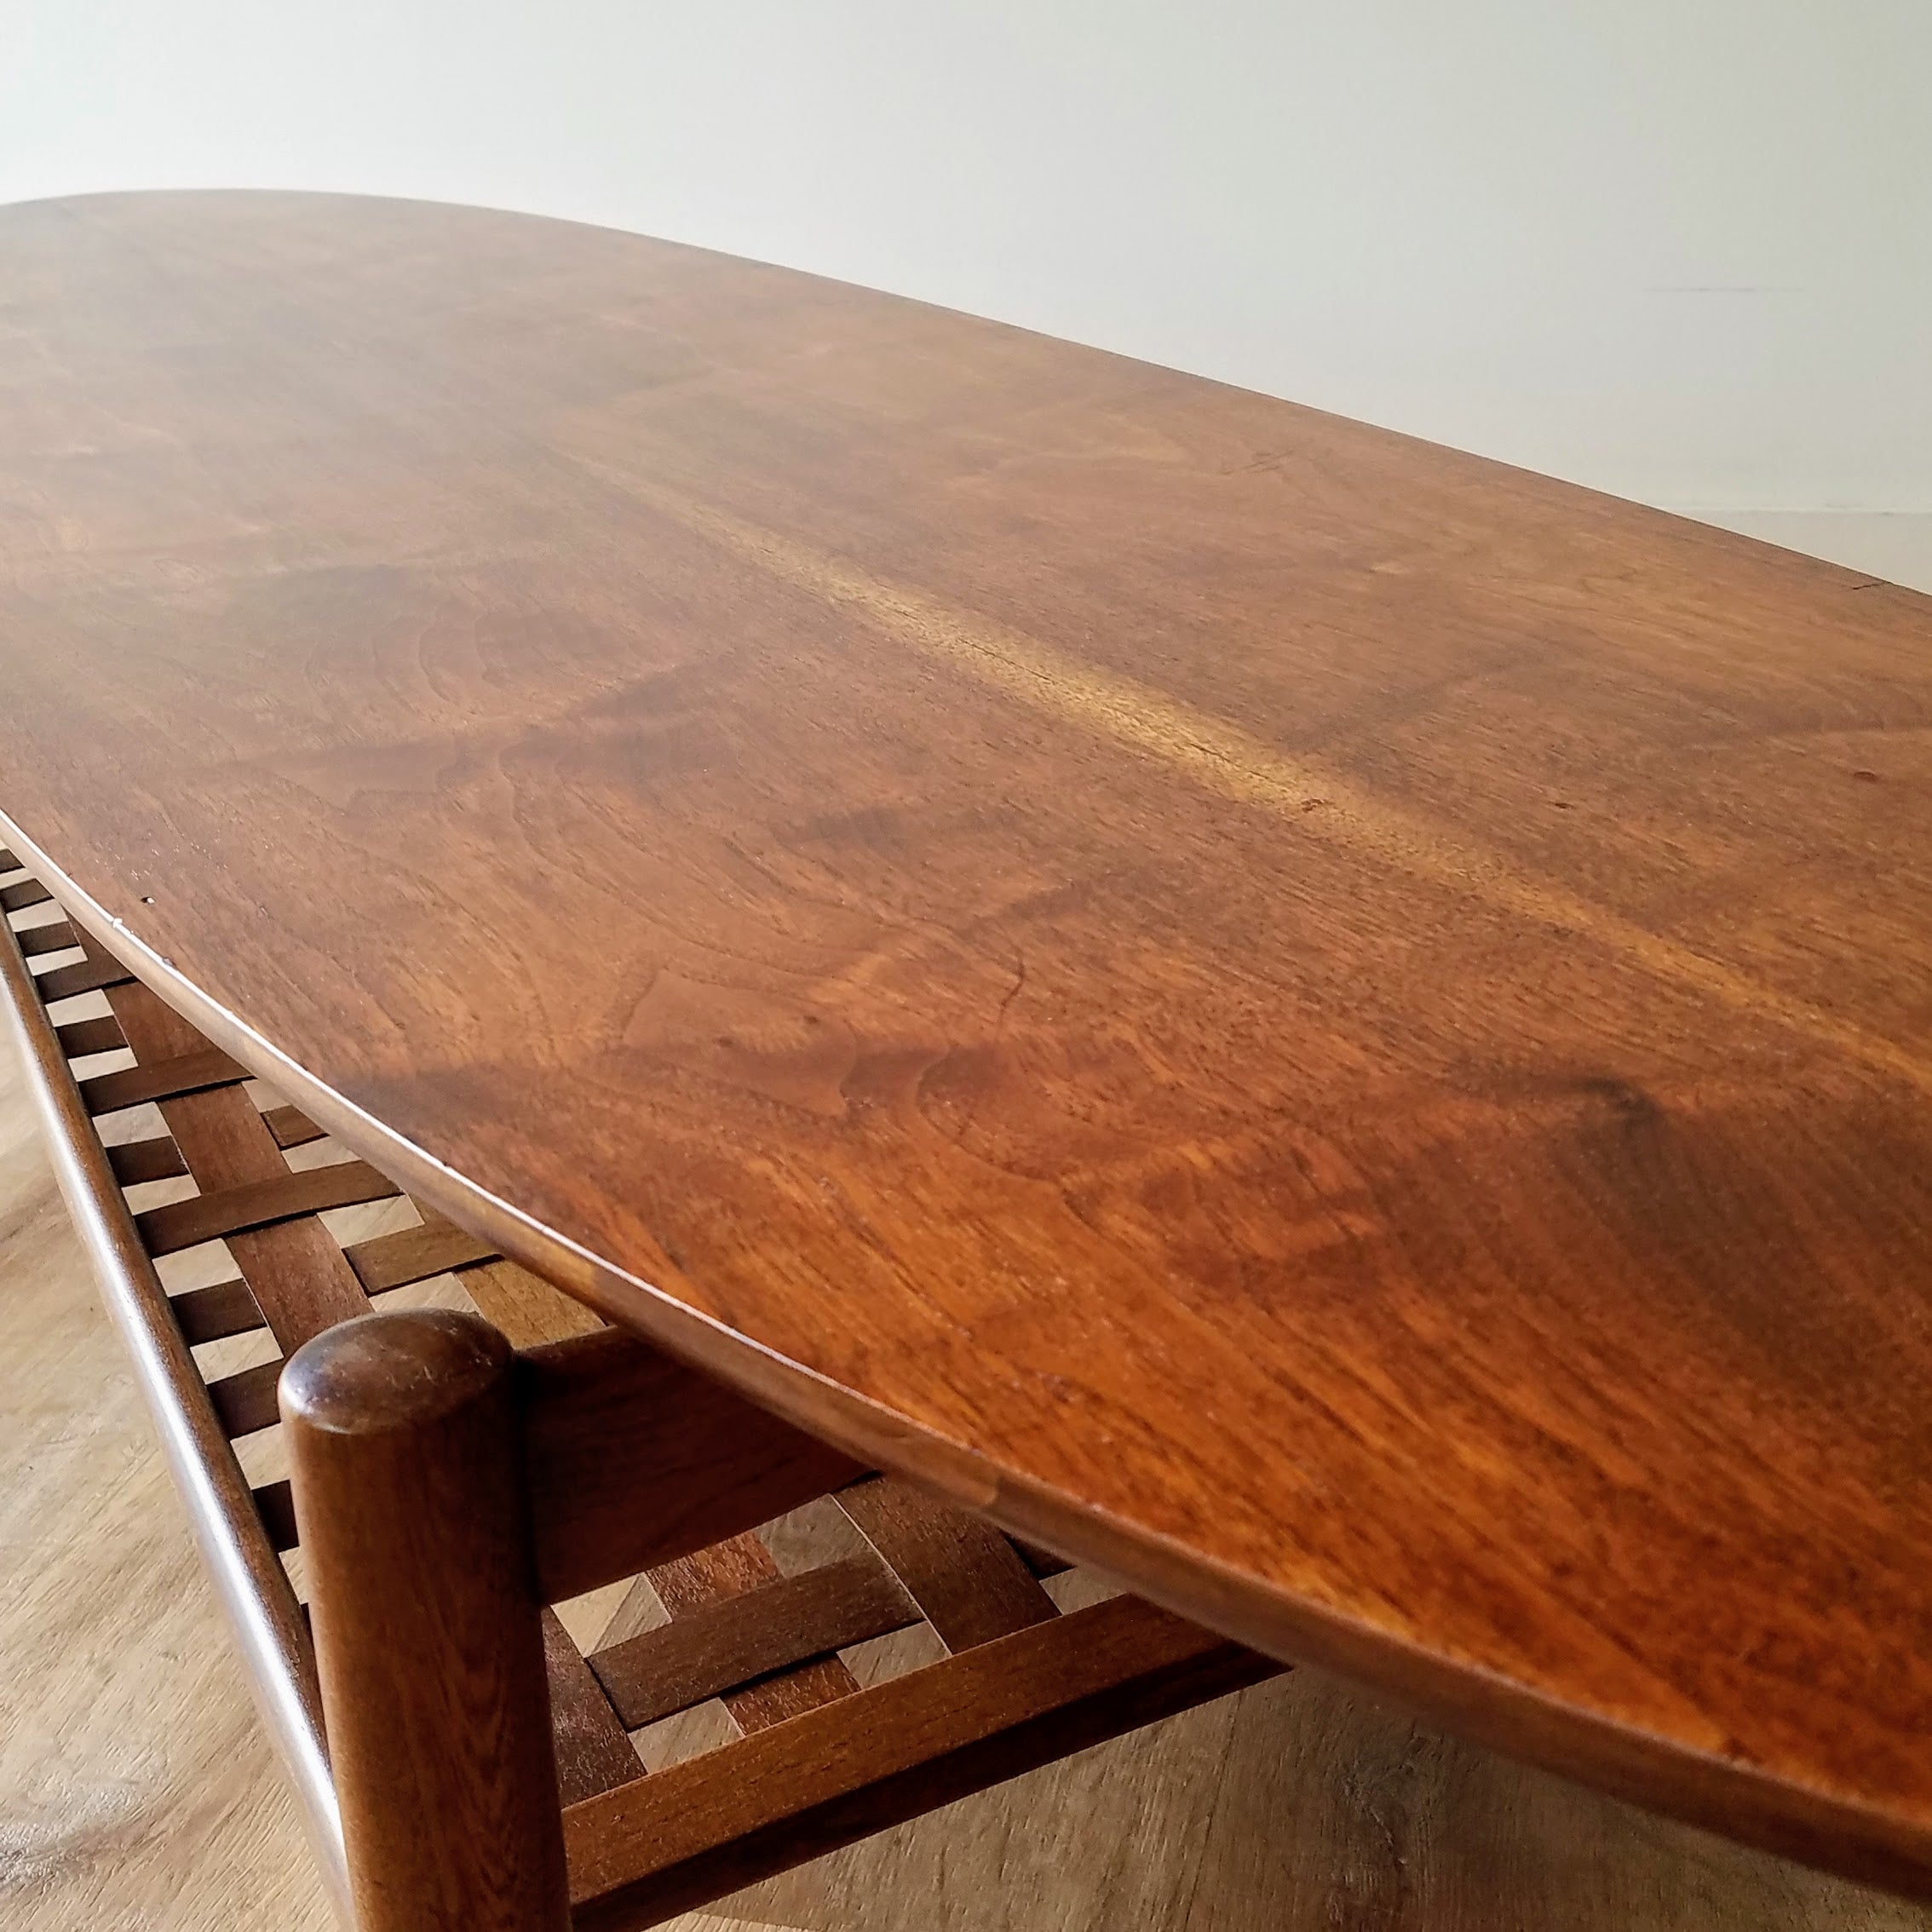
4;1;1930;523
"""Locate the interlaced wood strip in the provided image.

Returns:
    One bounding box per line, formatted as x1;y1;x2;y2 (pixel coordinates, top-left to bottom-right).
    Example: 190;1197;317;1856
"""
254;1477;302;1554
36;943;135;1002
264;1104;326;1149
78;1044;249;1116
210;1356;286;1439
6;858;1278;1931
55;1013;127;1057
543;1612;646;1808
836;1475;1058;1651
108;1136;191;1186
346;1219;497;1296
18;917;79;957
134;1161;403;1258
589;1555;919;1730
172;1278;269;1346
108;982;375;1352
564;1596;1279;1931
647;1533;865;1734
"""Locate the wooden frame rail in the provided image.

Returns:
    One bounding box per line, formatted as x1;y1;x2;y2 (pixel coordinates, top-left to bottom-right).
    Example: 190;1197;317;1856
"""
2;850;1279;1931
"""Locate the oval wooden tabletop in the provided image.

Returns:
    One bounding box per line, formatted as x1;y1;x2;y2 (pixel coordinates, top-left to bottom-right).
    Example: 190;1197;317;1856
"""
3;190;1929;1894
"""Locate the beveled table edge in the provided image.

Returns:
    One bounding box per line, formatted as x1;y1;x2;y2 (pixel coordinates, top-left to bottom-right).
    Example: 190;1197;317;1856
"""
6;799;1927;1901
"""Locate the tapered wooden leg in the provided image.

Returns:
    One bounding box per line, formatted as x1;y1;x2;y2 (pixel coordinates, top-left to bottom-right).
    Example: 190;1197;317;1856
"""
283;1308;571;1932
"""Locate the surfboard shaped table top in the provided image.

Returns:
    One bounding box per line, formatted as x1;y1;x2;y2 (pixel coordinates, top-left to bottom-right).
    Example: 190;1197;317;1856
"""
2;191;1929;1895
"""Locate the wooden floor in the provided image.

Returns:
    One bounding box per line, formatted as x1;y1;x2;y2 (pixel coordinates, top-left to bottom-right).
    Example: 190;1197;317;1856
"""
3;1013;1928;1932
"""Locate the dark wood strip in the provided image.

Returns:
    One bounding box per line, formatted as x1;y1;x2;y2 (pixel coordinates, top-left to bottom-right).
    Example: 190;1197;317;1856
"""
172;1277;268;1346
208;1354;285;1439
649;1536;862;1734
589;1555;917;1730
17;919;78;957
835;1475;1057;1653
565;1596;1280;1929
254;1477;301;1553
56;1013;127;1058
109;980;374;1351
107;1136;190;1186
35;949;134;1002
0;876;53;912
0;848;17;873
345;1218;497;1296
263;1103;326;1149
78;1044;248;1116
134;1160;400;1258
1013;1538;1074;1580
543;1610;645;1808
516;1326;867;1604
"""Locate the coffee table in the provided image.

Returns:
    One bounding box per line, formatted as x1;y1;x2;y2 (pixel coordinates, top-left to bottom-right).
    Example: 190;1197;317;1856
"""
3;190;1929;1911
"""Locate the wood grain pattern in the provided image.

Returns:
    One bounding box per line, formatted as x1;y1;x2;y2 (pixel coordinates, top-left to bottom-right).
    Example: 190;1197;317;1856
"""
283;1308;572;1932
3;189;1931;1889
3;969;1928;1931
589;1554;919;1730
834;1476;1056;1651
515;1325;868;1602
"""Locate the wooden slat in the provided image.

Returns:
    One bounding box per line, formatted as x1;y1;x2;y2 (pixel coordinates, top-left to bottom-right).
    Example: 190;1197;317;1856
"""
835;1475;1057;1652
134;1161;400;1258
344;1218;497;1297
262;1104;325;1149
565;1596;1279;1930
517;1326;867;1603
589;1555;918;1730
109;982;374;1351
55;1014;127;1058
17;919;79;957
35;949;134;1002
254;1477;301;1554
172;1278;267;1346
542;1610;644;1808
78;1045;247;1117
0;876;54;912
208;1356;285;1439
650;1537;862;1733
107;1136;190;1186
1013;1538;1074;1580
